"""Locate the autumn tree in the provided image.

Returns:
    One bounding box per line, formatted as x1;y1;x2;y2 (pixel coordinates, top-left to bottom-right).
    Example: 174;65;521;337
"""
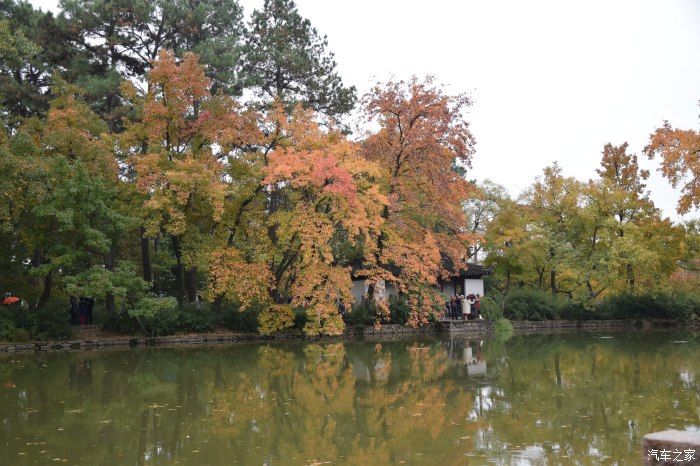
259;109;385;334
523;163;584;296
206;106;385;335
0;84;137;308
594;142;657;290
482;197;534;300
484;149;687;303
122;50;254;303
360;77;477;326
644;116;700;214
58;0;247;130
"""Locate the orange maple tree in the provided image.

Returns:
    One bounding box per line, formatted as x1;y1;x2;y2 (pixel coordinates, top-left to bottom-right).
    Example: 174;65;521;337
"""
644;120;700;214
360;77;478;326
123;50;259;303
262;107;386;334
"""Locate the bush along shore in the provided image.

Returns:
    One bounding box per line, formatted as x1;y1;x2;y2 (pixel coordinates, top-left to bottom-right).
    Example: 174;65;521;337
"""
0;290;698;349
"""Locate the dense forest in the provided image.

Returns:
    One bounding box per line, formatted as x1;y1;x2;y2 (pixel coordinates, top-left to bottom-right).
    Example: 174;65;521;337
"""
0;0;698;339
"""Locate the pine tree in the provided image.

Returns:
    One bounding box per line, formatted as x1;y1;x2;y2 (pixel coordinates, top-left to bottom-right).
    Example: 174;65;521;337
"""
242;0;356;118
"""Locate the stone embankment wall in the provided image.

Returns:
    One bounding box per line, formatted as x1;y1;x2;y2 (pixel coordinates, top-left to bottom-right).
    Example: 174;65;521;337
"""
0;319;685;353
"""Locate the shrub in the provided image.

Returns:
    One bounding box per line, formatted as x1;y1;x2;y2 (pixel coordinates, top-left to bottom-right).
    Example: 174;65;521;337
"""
479;296;504;320
31;304;73;340
177;303;218;333
102;308;140;334
259;304;295;334
503;289;560;321
221;302;263;332
557;301;590;320
494;318;514;340
346;300;376;326
0;314;28;342
388;295;411;325
292;306;308;330
128;296;179;336
0;302;72;342
596;292;699;321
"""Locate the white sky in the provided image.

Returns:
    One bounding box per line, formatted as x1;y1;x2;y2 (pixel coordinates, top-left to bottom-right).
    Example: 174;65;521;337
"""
32;0;700;220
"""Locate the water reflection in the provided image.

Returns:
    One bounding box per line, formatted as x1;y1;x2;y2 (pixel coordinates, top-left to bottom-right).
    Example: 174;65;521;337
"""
0;331;698;465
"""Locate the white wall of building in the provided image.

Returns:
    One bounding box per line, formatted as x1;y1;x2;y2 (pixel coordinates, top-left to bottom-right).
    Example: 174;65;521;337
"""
354;278;485;303
351;280;366;303
351;279;397;305
463;278;484;296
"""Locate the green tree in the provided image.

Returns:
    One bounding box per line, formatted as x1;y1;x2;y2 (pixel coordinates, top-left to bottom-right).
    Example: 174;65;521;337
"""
0;1;76;127
1;86;138;308
463;180;508;263
524;163;583;297
58;0;247;130
242;0;356;118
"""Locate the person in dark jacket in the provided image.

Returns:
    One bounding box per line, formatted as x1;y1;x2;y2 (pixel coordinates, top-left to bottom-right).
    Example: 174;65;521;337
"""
78;297;89;326
451;295;462;319
87;297;94;324
69;296;79;325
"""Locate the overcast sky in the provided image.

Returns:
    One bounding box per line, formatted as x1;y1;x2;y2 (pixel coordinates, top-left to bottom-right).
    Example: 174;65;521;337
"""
31;0;700;220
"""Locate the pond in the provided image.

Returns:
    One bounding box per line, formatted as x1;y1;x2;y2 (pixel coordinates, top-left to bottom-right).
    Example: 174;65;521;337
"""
0;330;698;465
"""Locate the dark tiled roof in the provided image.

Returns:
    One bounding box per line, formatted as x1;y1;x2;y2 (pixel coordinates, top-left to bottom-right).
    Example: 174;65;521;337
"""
458;263;493;278
441;254;493;278
349;260;491;280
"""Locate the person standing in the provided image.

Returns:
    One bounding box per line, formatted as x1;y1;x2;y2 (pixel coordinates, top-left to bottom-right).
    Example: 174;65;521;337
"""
465;295;474;320
87;297;94;324
452;295;459;319
69;296;79;325
460;294;469;320
78;297;88;326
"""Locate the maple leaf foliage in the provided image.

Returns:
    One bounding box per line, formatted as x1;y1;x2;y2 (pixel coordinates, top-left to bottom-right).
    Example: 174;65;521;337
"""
263;107;386;335
644;120;700;214
360;77;478;326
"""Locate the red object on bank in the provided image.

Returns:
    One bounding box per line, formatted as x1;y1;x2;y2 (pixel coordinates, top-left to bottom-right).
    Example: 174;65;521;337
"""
1;296;19;305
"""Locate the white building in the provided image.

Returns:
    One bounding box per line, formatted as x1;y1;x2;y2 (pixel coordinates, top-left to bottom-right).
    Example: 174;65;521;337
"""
351;263;491;304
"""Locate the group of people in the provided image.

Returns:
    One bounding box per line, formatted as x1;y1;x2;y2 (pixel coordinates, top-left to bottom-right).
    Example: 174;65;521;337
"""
69;296;94;326
445;293;482;320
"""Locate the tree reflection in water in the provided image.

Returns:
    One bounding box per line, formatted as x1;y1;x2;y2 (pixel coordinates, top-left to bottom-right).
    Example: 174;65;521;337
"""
0;331;698;464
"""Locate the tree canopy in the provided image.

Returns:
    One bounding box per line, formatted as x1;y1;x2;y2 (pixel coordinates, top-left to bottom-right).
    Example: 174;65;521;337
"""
0;0;696;337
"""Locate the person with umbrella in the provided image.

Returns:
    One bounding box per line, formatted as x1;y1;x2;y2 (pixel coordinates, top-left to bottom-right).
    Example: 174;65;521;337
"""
2;294;20;306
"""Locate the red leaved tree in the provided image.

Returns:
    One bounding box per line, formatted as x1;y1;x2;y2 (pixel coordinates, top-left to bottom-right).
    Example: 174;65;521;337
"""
360;77;478;326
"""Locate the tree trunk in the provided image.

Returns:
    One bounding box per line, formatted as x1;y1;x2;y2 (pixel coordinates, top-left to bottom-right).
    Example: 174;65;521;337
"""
185;267;198;303
104;243;116;313
501;269;512;311
171;235;185;303
549;247;557;295
626;263;635;291
550;269;557;295
153;235;161;294
37;270;52;308
366;204;391;307
140;226;152;283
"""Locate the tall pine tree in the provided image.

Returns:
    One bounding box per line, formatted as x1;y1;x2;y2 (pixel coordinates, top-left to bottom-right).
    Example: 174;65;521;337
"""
242;0;356;119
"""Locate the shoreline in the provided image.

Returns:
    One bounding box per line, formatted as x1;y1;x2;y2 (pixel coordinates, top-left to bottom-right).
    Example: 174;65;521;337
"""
0;318;692;354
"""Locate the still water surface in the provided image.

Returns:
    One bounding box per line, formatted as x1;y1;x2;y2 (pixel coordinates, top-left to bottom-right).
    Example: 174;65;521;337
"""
1;331;698;465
